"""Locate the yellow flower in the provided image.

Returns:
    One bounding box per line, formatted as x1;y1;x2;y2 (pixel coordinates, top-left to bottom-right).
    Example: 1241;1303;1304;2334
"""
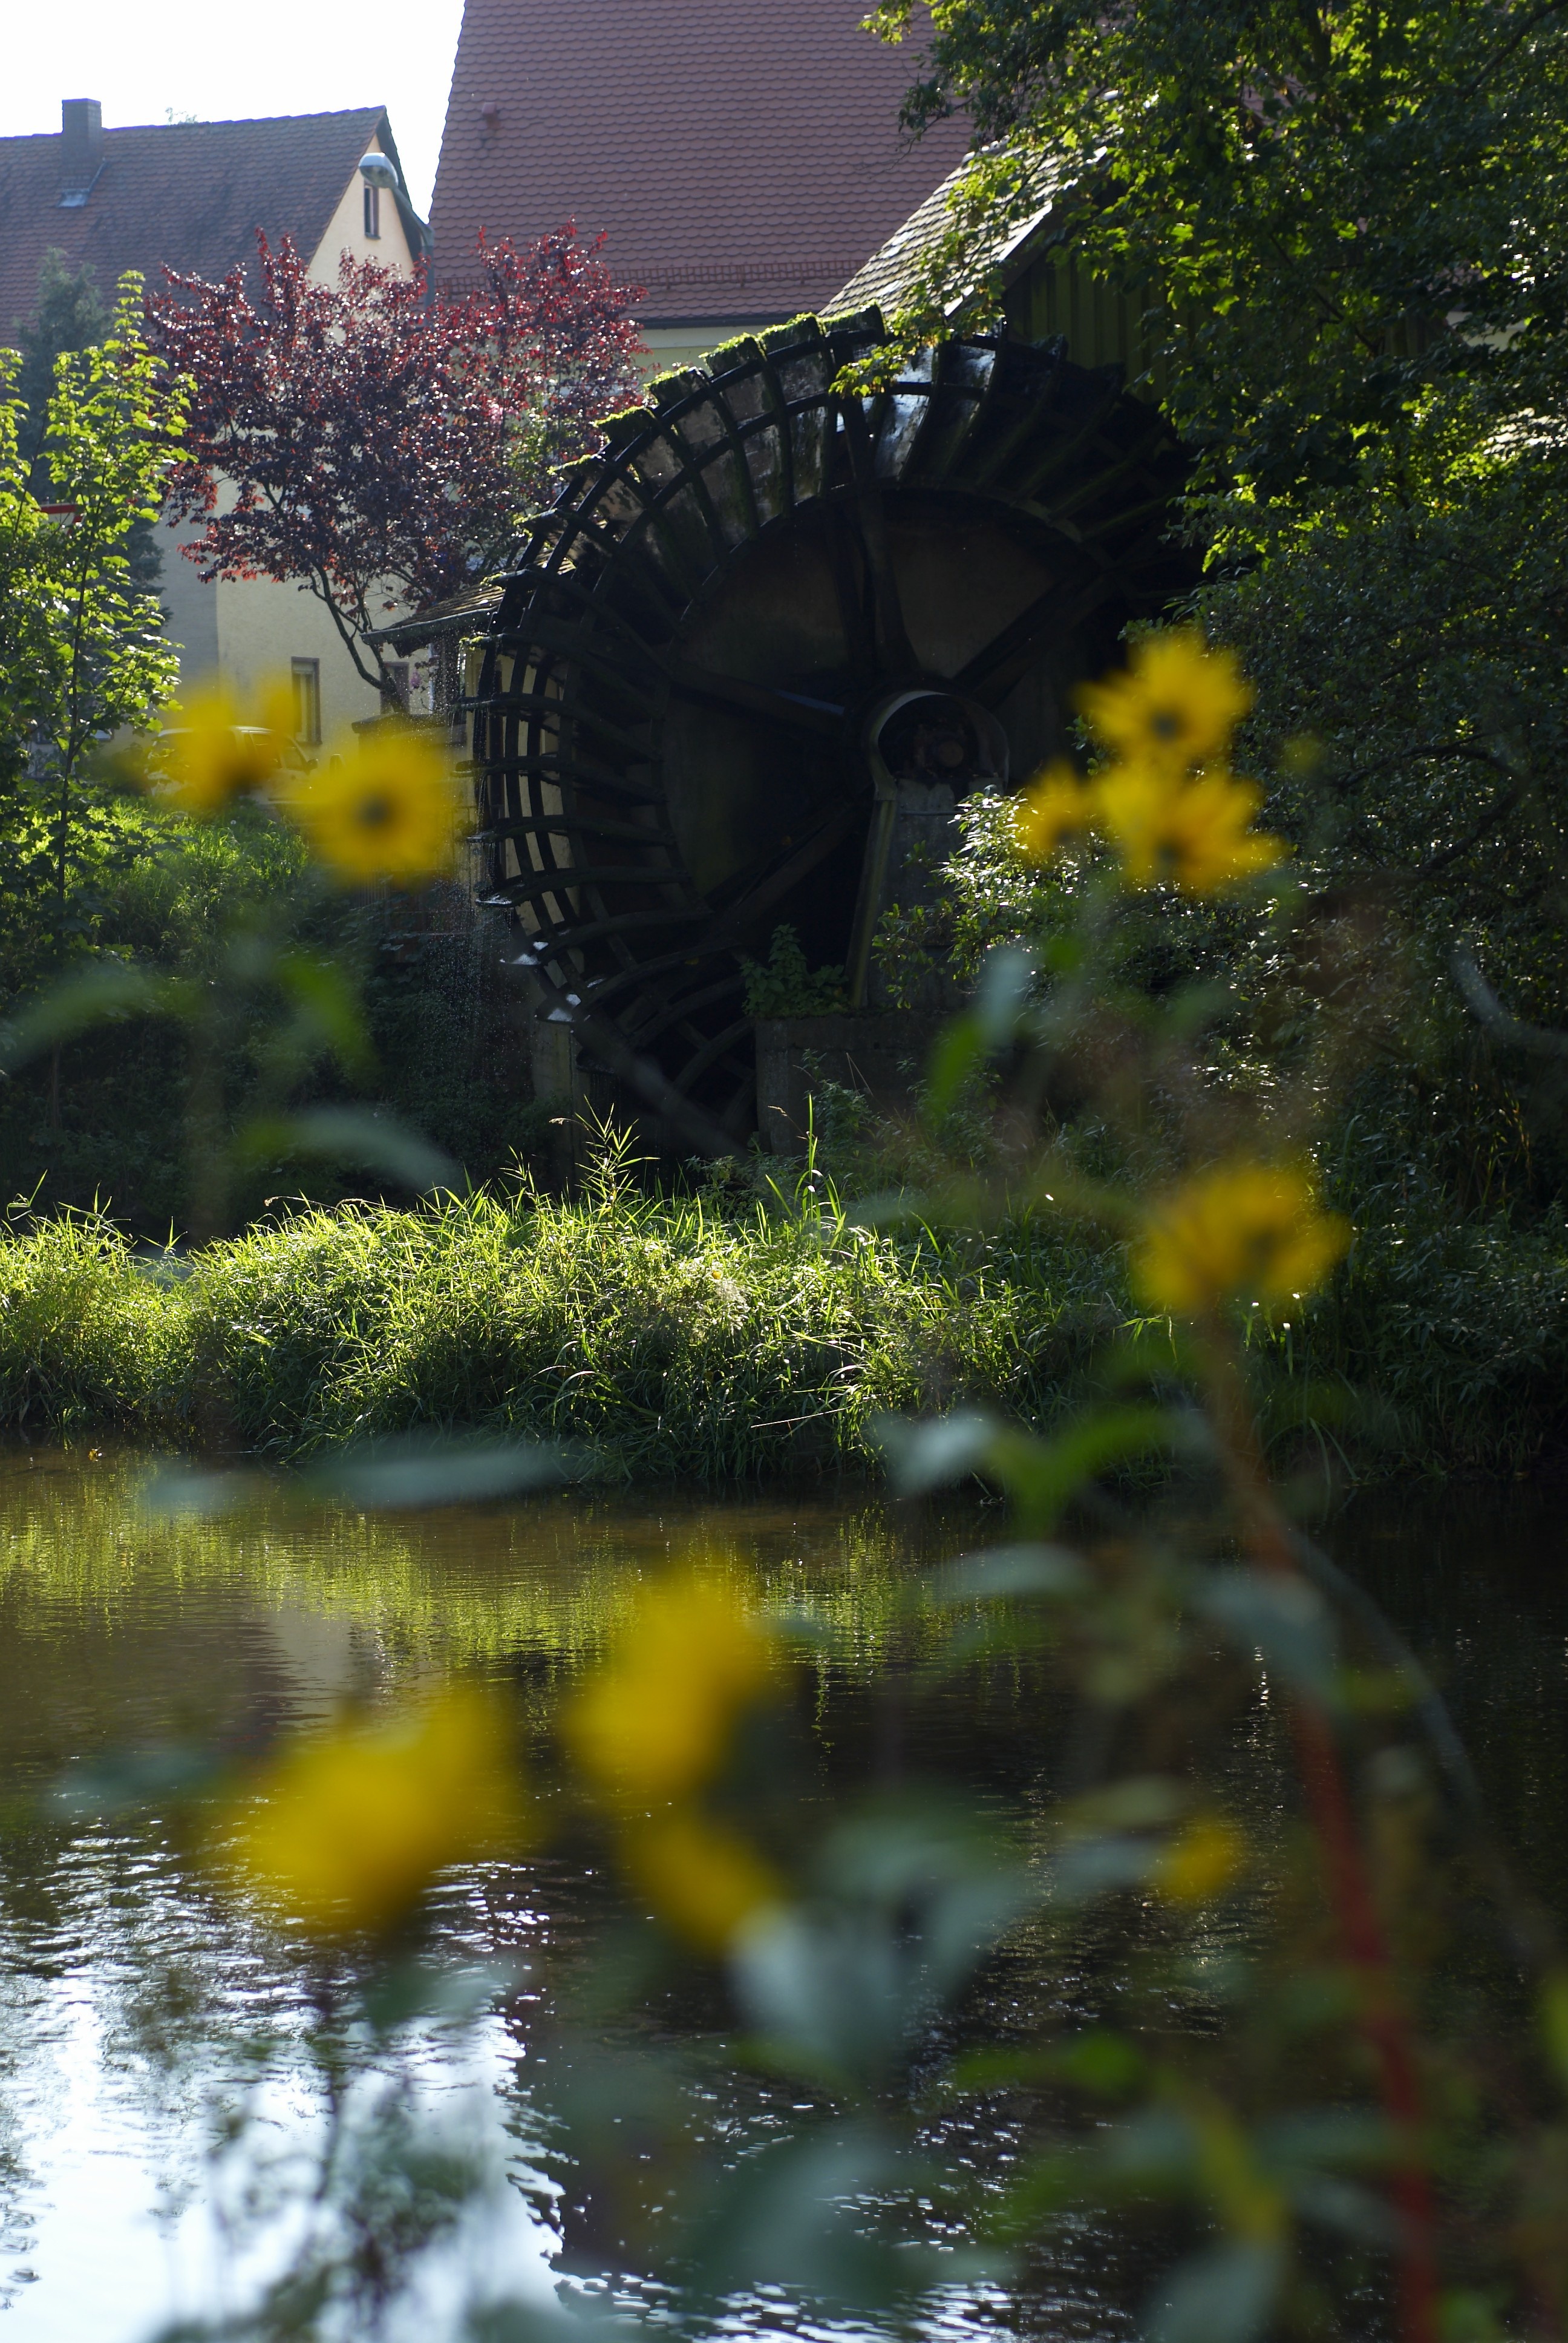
1076;629;1252;771
564;1566;774;1804
1131;1159;1351;1317
1012;759;1098;865
622;1811;781;1952
1154;1815;1246;1904
149;680;296;814
1094;761;1284;895
278;725;459;884
223;1687;527;1935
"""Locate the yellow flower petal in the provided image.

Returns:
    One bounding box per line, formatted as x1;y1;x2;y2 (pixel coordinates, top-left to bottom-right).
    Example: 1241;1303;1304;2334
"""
1154;1815;1246;1904
1077;629;1253;771
148;681;292;814
564;1567;774;1804
1012;759;1097;865
277;725;460;884
1094;761;1284;896
622;1810;781;1951
223;1686;527;1936
1131;1160;1350;1317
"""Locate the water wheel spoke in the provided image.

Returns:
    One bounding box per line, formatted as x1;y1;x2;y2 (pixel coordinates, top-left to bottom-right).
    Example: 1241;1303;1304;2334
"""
838;402;918;675
846;487;916;675
952;568;1120;706
699;791;871;955
668;661;845;738
823;506;877;678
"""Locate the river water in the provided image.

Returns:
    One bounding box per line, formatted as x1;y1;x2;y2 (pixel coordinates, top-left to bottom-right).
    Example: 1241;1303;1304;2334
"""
0;1449;1562;2342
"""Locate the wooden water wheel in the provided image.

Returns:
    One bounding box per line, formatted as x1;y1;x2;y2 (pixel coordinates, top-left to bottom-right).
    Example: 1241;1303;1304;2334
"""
471;306;1190;1144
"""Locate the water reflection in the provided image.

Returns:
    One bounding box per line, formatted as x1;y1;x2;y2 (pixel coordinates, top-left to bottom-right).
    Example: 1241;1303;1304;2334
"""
0;1449;1561;2340
0;1450;991;2342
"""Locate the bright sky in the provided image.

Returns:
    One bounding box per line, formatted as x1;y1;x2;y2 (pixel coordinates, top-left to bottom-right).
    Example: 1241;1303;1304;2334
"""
1;0;464;217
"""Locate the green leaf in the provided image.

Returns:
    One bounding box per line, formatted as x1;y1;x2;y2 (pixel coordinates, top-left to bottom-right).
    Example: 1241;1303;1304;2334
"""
872;1407;999;1496
923;1014;985;1121
926;1542;1088;1604
0;958;185;1072
1195;1568;1339;1704
1051;2030;1146;2097
234;1106;459;1193
1145;2240;1285;2343
275;951;376;1079
987;1403;1180;1530
299;1434;581;1511
973;942;1036;1049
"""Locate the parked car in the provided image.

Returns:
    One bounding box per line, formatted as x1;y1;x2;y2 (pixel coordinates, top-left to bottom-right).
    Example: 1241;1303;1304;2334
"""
145;725;316;782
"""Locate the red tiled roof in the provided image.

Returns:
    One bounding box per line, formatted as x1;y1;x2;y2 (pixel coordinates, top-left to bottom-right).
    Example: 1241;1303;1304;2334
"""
0;108;406;338
430;0;971;322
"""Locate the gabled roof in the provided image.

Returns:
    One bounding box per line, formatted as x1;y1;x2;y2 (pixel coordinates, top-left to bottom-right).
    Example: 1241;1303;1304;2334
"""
430;0;972;323
831;149;1075;320
0;108;413;338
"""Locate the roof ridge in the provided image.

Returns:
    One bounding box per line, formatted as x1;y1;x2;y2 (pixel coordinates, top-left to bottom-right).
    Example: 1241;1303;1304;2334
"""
0;104;388;148
0;103;408;337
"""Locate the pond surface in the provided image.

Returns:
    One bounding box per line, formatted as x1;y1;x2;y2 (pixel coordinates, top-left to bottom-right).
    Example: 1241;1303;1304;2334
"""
0;1450;1563;2342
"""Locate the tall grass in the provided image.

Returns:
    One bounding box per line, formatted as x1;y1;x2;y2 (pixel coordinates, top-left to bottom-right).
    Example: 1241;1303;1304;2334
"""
0;1177;1112;1480
4;1162;1566;1478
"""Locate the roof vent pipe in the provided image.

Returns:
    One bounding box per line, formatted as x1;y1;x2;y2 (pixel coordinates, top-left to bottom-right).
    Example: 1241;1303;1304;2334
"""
60;98;103;206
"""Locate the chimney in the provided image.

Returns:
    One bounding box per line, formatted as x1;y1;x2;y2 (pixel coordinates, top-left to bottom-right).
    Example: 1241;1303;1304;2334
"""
60;99;103;205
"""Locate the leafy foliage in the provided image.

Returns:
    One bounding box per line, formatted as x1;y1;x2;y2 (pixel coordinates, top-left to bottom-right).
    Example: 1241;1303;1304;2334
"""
0;801;541;1233
869;0;1568;512
145;229;645;699
739;923;849;1017
12;247;164;593
0;274;186;989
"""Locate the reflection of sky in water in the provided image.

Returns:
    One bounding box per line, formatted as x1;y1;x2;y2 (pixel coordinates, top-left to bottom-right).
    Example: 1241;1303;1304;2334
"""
0;1748;561;2340
0;1449;1564;2339
0;1453;998;2342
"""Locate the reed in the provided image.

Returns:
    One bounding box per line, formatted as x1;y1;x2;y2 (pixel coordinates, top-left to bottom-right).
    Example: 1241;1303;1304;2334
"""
3;1162;1563;1478
0;1181;1109;1480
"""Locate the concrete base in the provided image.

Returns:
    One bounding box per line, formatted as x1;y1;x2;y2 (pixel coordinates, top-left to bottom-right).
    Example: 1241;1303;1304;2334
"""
755;1013;943;1156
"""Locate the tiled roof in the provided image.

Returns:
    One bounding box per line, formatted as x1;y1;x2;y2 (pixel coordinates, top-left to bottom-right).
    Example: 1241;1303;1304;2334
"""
0;108;403;338
832;150;1072;317
430;0;972;322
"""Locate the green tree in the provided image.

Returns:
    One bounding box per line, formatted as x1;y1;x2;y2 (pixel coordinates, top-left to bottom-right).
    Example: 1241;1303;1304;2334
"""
0;276;188;1019
862;1;1568;1236
870;0;1568;514
14;249;163;595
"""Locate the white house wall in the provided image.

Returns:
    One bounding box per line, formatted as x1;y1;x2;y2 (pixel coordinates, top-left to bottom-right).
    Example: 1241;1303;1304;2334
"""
639;321;762;378
156;136;417;735
307;140;418;285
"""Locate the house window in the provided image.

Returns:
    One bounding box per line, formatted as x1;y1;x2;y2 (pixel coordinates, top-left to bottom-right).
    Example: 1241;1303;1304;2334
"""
291;658;321;744
364;182;381;239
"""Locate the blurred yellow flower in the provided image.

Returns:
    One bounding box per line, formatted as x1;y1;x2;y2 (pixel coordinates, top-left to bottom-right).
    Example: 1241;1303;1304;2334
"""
223;1686;526;1935
150;680;296;814
1095;761;1284;895
1077;629;1252;772
1154;1814;1246;1904
622;1811;781;1952
1131;1159;1350;1317
278;726;459;884
1012;760;1098;865
564;1567;774;1803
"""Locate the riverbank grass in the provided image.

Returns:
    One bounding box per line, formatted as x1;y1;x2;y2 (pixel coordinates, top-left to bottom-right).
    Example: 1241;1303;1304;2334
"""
4;1174;1567;1479
0;1183;1112;1479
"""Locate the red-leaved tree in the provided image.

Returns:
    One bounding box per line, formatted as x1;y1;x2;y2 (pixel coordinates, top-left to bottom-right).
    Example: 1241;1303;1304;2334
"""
146;229;645;702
